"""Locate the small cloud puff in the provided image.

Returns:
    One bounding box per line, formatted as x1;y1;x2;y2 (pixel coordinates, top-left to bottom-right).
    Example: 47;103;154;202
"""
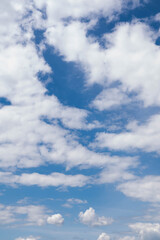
47;214;64;225
79;207;113;226
97;233;110;240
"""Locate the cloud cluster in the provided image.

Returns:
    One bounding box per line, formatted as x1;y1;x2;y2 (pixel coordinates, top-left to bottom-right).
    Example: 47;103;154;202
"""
34;0;140;23
0;0;147;188
130;222;160;240
79;207;113;226
1;3;160;239
97;223;160;240
0;203;64;226
34;2;160;111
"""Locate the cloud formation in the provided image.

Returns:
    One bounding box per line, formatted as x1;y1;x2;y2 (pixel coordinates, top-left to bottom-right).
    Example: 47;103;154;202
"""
130;222;160;240
79;207;113;226
0;172;90;188
95;114;160;154
118;175;160;202
97;233;110;240
47;214;64;225
0;203;64;227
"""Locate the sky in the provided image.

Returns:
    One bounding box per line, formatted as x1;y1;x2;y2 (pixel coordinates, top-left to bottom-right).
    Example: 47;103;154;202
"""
1;0;160;240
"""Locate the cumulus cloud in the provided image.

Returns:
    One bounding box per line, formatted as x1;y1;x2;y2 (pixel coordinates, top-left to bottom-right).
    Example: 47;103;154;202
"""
79;207;113;226
97;233;110;240
47;214;64;225
130;222;160;240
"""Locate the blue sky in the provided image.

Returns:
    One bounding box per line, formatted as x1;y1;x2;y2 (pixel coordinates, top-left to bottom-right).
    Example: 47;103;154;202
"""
1;0;160;240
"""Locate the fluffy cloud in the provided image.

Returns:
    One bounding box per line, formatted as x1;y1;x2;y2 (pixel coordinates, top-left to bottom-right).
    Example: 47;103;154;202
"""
95;114;160;154
0;204;47;226
104;22;160;107
34;0;140;23
91;87;130;110
98;156;138;184
90;20;160;111
97;233;110;240
0;25;124;172
0;0;145;180
0;0;114;173
79;207;113;226
34;1;160;110
117;175;160;202
0;203;64;227
0;203;16;224
47;214;64;225
130;222;160;240
0;172;90;188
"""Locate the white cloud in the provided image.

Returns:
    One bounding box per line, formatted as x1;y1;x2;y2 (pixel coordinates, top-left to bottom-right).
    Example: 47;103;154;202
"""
45;20;106;85
97;233;110;240
67;198;87;204
45;19;160;112
42;15;160;110
153;13;160;22
0;0;113;173
0;28;118;171
0;172;90;188
63;198;87;208
0;202;64;227
130;222;160;240
0;204;47;226
117;175;160;202
0;203;16;224
91;87;130;110
79;207;113;226
0;0;144;181
34;0;139;24
104;22;160;107
15;237;40;240
47;214;64;225
94;114;160;153
98;156;138;184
